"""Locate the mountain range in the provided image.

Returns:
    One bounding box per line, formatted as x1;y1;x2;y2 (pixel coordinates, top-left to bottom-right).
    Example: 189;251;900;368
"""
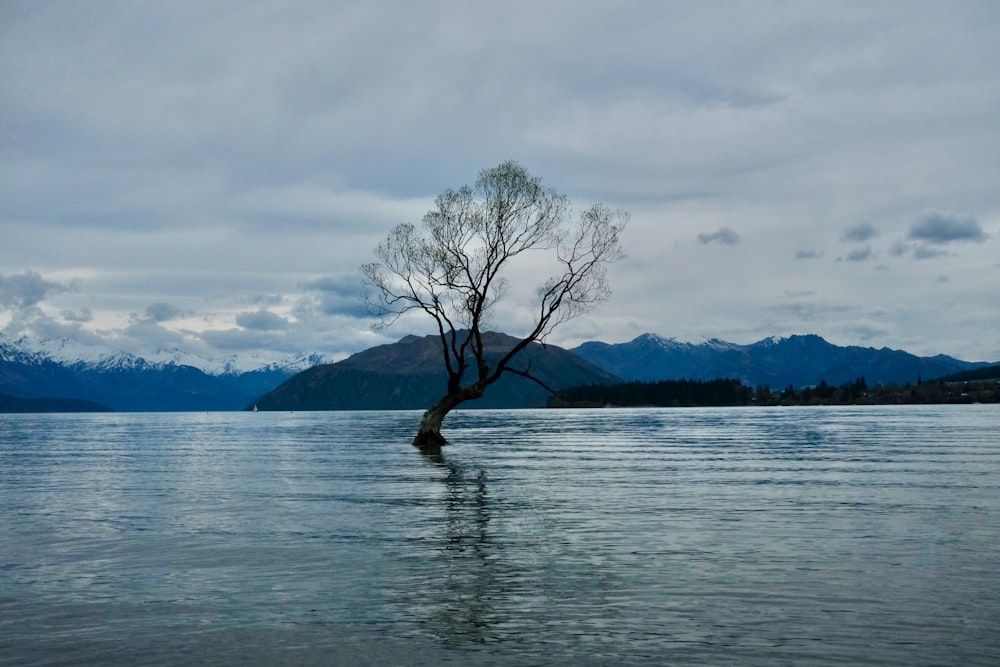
0;335;331;411
570;333;989;389
1;331;993;412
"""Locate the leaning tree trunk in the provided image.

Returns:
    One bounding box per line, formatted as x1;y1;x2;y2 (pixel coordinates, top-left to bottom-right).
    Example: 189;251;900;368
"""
412;404;451;451
412;385;483;451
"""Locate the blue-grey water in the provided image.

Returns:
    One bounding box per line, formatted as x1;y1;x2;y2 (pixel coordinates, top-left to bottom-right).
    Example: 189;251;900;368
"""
1;406;998;666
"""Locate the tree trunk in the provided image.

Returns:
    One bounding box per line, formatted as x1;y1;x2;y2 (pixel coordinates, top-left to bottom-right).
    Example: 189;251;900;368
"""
412;404;451;451
412;386;483;451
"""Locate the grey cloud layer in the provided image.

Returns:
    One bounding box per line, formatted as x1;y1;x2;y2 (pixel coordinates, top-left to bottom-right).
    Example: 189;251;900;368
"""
2;2;999;362
0;271;74;310
235;309;291;331
145;303;188;323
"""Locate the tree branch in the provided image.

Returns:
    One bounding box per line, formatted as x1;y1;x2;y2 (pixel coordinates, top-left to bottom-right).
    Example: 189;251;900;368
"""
360;161;626;444
503;365;560;396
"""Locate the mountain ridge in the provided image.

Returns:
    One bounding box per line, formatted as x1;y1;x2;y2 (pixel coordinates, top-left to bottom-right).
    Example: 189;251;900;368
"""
572;333;989;389
0;334;329;411
2;331;993;412
11;335;335;375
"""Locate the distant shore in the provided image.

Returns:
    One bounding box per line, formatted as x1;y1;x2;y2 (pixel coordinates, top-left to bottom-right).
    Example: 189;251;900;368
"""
549;376;1000;408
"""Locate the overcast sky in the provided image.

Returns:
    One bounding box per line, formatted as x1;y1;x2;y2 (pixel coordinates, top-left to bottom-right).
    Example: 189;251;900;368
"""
2;1;998;365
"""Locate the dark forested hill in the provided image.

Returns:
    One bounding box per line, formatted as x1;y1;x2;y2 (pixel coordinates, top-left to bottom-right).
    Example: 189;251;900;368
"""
255;332;621;410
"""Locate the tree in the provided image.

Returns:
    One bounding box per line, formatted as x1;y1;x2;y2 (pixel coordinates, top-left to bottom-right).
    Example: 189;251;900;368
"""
361;161;627;450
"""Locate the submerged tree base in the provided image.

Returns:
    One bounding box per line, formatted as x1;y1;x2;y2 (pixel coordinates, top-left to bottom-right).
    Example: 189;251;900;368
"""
412;401;457;451
412;430;448;451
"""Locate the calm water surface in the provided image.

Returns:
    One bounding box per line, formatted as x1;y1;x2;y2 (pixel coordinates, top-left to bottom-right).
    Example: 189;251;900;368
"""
1;406;998;665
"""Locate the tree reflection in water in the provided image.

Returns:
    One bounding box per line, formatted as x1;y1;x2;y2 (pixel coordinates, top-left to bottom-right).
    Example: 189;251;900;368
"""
383;449;563;654
416;450;508;646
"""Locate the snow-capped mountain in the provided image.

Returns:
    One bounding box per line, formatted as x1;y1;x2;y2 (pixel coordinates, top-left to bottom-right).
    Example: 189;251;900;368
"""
5;330;992;412
627;333;742;354
0;337;45;366
72;351;155;373
1;334;334;411
21;336;110;366
11;335;335;375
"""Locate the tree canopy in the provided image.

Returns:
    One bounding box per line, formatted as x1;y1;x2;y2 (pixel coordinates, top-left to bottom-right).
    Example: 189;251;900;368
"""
362;161;627;449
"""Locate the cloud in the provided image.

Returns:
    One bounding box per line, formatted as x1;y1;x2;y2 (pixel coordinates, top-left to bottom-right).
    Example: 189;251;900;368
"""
303;275;360;297
238;293;285;307
841;222;878;243
18;311;109;346
766;299;853;322
843;245;874;262
199;327;293;353
300;274;365;317
889;240;909;257
889;239;950;260
913;245;948;260
936;275;950;283
120;318;187;349
235;309;290;331
845;323;887;342
907;212;986;245
3;4;1000;364
145;302;187;322
231;183;432;231
0;271;74;310
697;227;740;245
61;309;93;323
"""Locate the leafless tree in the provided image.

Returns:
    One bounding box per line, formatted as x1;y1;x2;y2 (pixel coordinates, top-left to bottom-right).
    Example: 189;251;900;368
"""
362;161;626;450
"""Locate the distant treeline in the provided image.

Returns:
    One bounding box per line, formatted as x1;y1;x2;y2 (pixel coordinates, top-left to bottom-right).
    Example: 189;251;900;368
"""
764;376;999;405
549;378;752;408
551;375;999;408
937;364;1000;383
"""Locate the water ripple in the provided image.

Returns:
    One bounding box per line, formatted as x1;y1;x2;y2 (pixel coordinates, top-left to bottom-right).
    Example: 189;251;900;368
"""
1;405;998;665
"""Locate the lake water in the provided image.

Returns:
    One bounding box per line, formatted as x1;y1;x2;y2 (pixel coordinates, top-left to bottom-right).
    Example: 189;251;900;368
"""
1;406;998;666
